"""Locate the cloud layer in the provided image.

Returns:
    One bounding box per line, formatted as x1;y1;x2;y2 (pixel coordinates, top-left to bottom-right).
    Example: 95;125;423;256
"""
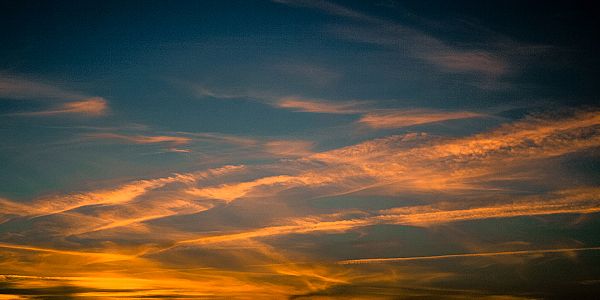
1;109;598;298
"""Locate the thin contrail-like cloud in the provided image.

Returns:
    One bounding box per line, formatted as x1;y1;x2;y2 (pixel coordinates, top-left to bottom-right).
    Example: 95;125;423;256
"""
0;242;135;262
338;246;600;264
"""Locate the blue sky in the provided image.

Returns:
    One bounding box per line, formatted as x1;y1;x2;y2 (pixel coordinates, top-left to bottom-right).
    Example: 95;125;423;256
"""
1;1;599;298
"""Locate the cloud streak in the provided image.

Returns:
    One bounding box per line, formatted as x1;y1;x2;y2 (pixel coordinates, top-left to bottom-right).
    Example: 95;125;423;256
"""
0;73;109;117
358;109;484;129
1;108;598;299
0;165;242;219
0;73;87;100
182;110;599;204
338;246;600;264
273;0;541;77
171;187;600;246
86;132;192;146
0;242;136;263
189;84;486;127
276;96;370;114
16;97;108;117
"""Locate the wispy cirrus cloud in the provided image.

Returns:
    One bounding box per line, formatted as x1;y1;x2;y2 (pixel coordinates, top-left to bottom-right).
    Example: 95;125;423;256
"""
183;109;600;202
0;165;243;235
170;130;317;159
358;109;484;129
0;73;109;117
275;96;370;114
192;85;366;114
0;242;136;263
338;246;600;265
187;82;368;114
273;0;542;77
264;140;315;157
331;24;511;76
9;109;594;236
1;109;598;299
3;173;195;217
0;72;87;100
171;187;600;246
175;131;259;147
192;84;249;100
272;0;379;22
190;83;485;128
425;51;510;75
86;133;192;146
15;97;108;117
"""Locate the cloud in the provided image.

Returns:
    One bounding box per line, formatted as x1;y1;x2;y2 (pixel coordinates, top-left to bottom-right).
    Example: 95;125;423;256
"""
0;166;242;219
358;109;484;129
0;73;109;116
332;23;517;77
0;242;136;263
276;96;369;114
175;131;258;147
272;0;378;22
192;85;248;100
28;175;189;216
424;51;509;75
175;132;314;159
169;187;600;246
338;246;600;264
1;109;599;299
187;82;486;128
86;133;191;146
17;97;108;117
0;73;87;100
376;187;600;226
188;82;370;115
273;0;528;76
166;147;192;153
177;109;599;204
0;241;410;299
186;175;309;202
264;140;315;157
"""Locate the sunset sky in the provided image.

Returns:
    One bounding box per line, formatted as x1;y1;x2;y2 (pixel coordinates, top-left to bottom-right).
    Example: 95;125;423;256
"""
1;1;599;299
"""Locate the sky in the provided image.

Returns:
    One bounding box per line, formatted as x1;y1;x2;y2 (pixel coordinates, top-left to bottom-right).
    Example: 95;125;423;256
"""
0;0;599;298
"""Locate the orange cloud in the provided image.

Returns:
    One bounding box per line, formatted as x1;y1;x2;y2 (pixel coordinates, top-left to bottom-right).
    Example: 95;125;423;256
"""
179;110;598;205
0;242;136;263
0;242;396;299
276;96;369;114
358;109;483;129
0;73;110;117
22;97;108;116
313;109;600;192
1;109;598;299
278;0;513;76
0;165;243;219
378;187;600;226
173;187;600;246
186;175;305;202
87;132;191;145
177;131;258;147
422;51;509;75
0;73;87;100
338;246;600;264
264;140;315;157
